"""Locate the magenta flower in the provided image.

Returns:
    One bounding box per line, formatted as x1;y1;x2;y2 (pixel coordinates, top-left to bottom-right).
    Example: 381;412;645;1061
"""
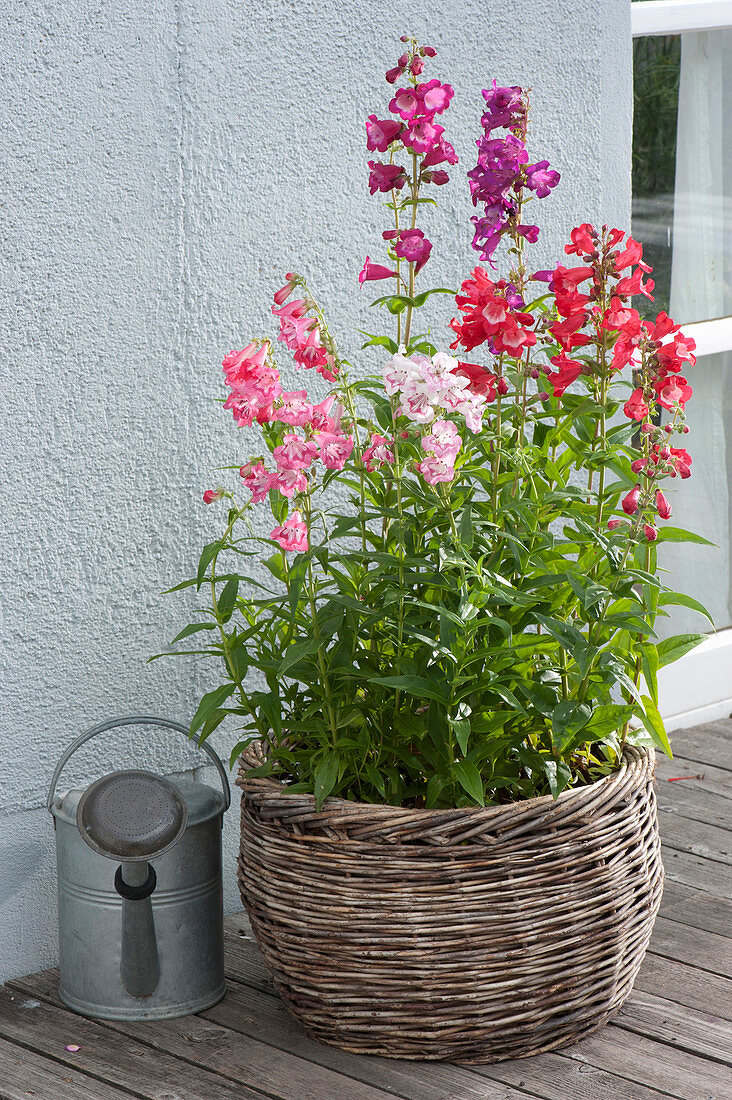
366;115;404;153
419;79;454;114
422;138;458;167
403;118;444;155
389;87;421;120
423;169;450;185
385;65;404;85
394;228;432;272
362;432;394;471
272;467;308;499
270;511;309;553
359;257;398;284
525;160;561;198
481;80;524;130
367;161;407;194
410;56;425;76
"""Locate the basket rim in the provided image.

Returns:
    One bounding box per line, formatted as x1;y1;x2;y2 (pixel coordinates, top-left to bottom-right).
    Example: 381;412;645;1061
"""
236;742;655;828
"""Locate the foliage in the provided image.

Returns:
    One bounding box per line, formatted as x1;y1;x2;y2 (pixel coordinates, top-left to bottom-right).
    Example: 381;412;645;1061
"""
158;39;709;810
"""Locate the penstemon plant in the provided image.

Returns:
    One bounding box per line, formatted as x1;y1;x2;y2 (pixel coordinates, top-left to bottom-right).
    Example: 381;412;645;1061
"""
162;38;711;809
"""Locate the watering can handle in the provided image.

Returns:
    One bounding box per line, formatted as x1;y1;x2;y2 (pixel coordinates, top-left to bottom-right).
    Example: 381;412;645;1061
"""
46;715;231;813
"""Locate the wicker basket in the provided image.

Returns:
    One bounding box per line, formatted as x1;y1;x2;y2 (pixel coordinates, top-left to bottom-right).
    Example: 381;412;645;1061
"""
236;745;663;1063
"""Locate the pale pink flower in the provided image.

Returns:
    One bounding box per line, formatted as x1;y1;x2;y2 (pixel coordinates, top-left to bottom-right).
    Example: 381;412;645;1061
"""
417;456;455;484
399;387;436;423
422;419;462;460
274;433;318;471
316;431;354;470
270;511;309;553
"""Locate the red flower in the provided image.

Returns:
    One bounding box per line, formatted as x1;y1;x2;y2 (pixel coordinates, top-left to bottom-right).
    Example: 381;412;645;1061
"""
549;313;592;351
455;360;498;399
623;388;649;421
656;491;672;520
654;375;692;411
611;236;651;273
544;351;584;397
644;524;658;541
602;296;642;338
616;267;655;301
655;333;696;372
622;485;641;515
564;223;597;257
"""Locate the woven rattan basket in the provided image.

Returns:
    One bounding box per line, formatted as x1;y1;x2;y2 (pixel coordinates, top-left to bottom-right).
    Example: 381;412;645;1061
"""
237;744;663;1063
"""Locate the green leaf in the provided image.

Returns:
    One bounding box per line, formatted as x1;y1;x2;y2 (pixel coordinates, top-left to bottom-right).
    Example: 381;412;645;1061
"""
216;577;239;623
314;754;340;809
171;622;216;644
638;694;672;757
452;759;484;806
552;700;592;754
583;703;634;741
542;757;573;799
358;331;399;354
459;503;474;549
658;592;715;628
196;542;220;591
656;633;707;668
653;526;716;546
451;717;471;756
190;683;237;738
641;643;659;706
279;637;321;675
360;674;450;704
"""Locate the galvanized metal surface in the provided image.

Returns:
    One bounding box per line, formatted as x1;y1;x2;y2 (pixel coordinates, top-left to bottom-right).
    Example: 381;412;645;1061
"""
48;717;229;1020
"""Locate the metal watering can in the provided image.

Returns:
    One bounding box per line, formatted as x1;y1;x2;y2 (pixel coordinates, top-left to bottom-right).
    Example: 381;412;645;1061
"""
47;715;230;1020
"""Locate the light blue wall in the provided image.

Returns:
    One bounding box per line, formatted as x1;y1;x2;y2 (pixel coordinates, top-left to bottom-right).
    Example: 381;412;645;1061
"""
0;0;632;981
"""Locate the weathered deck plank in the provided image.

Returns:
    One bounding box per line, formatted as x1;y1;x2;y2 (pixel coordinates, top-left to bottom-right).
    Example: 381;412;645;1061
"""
1;720;729;1100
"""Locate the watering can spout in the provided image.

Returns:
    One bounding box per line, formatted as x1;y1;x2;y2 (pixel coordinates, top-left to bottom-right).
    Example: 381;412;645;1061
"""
116;863;161;998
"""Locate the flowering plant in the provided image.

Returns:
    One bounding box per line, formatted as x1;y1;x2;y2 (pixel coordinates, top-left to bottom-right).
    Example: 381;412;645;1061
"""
165;39;710;809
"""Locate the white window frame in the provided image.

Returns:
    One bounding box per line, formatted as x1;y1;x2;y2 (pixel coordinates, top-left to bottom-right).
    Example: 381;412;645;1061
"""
632;1;732;730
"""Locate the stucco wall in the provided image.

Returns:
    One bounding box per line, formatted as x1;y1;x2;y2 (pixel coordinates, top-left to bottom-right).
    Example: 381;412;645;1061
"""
0;0;632;982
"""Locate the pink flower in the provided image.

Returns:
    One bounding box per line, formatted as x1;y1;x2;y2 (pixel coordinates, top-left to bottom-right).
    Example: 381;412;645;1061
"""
656;490;672;519
202;489;223;504
366;115;404;152
293;327;329;371
272;467;308;498
403;118;444;155
310;394;336;431
222;342;270;387
423;169;450;185
240;463;275;504
362;432;394;471
368;161;407;194
274;389;314;427
359;257;398;284
417;456;455;484
273;274;297;306
274;433;318;471
644;524;658;541
654;376;692;411
316;431;354;470
622;485;641;515
270;511;309;553
394;228;432;272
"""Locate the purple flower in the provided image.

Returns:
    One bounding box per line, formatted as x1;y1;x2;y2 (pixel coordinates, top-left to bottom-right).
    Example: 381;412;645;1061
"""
366;115;404;153
367;161;407;195
481;80;525;130
394;228;432;272
516;224;540;243
525;160;561;198
531;270;554;282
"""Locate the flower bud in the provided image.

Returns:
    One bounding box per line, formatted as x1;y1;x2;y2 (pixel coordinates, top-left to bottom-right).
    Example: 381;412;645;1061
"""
538;391;549;401
497;377;509;395
664;423;673;434
640;422;654;434
398;53;408;66
607;518;627;530
422;46;437;56
682;425;690;434
530;368;540;379
630;459;647;474
644;523;658;541
203;489;223;504
622;484;641;515
655;490;672;519
410;57;425;75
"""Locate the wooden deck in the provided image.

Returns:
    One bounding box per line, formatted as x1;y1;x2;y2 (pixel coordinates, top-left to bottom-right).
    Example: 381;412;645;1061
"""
1;723;730;1100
